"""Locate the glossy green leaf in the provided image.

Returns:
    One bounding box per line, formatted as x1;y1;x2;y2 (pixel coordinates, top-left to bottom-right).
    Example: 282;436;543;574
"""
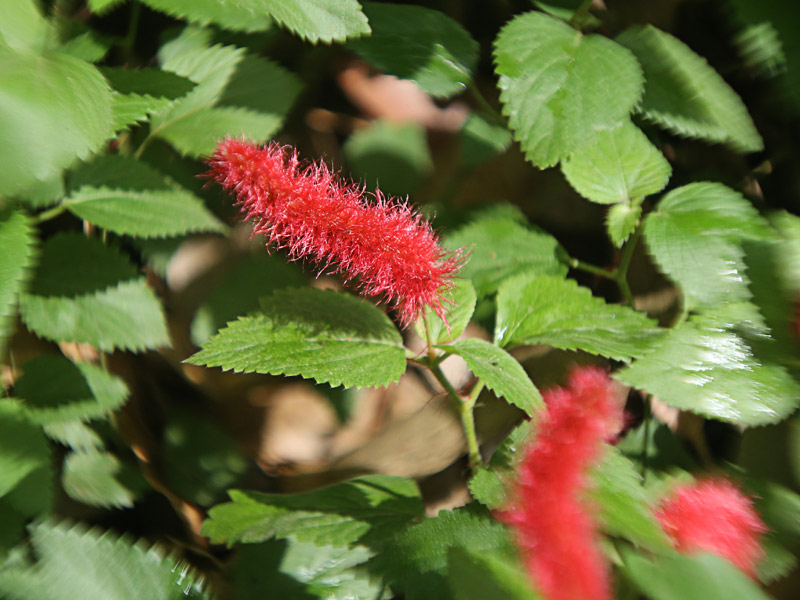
643;182;773;311
203;475;422;546
447;547;540;600
617;25;763;153
590;448;670;551
0;211;36;355
441;338;542;415
606;202;642;248
0;521;209;600
495;273;664;361
445;216;566;297
0;400;50;498
494;11;643;167
616;313;800;426
14;355;128;425
561;122;672;204
414;278;476;345
187;288;406;389
344;121;432;196
0;45;113;196
20;279;170;353
62;450;135;509
623;551;772;600
349;3;478;98
371;503;515;600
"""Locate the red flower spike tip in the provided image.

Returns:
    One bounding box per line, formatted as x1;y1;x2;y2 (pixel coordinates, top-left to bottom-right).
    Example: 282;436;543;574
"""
499;367;622;600
655;478;767;577
205;138;463;328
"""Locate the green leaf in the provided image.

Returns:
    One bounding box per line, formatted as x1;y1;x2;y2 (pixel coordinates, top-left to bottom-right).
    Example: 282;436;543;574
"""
203;474;422;546
771;211;800;291
140;0;273;32
447;547;539;600
468;423;530;509
0;400;50;498
441;338;543;415
493;11;643;167
29;233;138;297
459;113;512;169
0;0;52;53
617;25;763;153
20;279;170;353
43;421;103;452
445;215;567;297
191;254;306;346
344;120;433;196
66;187;226;238
590;448;670;552
735;22;787;79
59;30;111;63
262;0;370;43
561;122;672;204
371;503;515;600
349;3;478;98
413;278;476;345
163;411;248;507
0;45;113;196
187;288;406;389
14;354;128;425
62;450;135;509
606;202;642;248
495;273;664;361
643;182;772;311
0;520;209;600
623;551;772;600
87;0;125;15
616;313;800;426
236;539;382;600
153;33;301;156
0;211;36;355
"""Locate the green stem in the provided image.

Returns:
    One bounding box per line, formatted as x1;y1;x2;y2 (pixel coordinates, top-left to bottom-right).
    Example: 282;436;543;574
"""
35;204;68;223
423;312;437;361
467;81;504;125
121;1;142;65
569;257;614;279
640;395;651;481
614;222;643;307
569;0;594;28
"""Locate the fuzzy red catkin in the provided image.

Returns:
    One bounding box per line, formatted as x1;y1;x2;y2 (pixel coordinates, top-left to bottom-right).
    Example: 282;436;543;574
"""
499;367;622;600
655;478;767;577
204;138;462;328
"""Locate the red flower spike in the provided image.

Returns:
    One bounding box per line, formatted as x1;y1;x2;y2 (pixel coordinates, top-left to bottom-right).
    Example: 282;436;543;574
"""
655;478;767;577
499;367;622;600
204;138;463;328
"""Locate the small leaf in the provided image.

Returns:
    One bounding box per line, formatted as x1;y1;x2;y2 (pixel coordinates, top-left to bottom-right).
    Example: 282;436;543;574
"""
0;400;50;498
459;113;512;169
590;448;670;552
494;11;643;167
447;547;540;600
414;278;476;345
606;202;642;248
43;421;103;452
344;120;433;196
349;3;478;98
62;450;135;509
643;182;772;311
139;0;273;32
617;25;763;153
20;279;170;353
262;0;370;43
623;550;772;600
14;355;129;425
561;122;672;204
0;520;209;600
0;211;36;355
616;313;800;426
0;45;113;196
187;288;406;389
203;475;422;547
371;503;515;600
495;273;664;361
441;338;543;415
445;215;566;297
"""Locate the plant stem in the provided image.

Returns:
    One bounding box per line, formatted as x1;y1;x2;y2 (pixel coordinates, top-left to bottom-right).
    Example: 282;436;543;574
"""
467;81;504;125
569;0;594;28
35;204;68;223
640;395;651;480
569;257;614;279
122;1;142;65
420;319;483;471
423;312;437;361
614;223;643;307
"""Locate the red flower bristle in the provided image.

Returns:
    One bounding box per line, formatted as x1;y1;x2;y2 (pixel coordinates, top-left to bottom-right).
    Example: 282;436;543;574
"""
204;138;463;328
499;367;622;600
655;478;767;577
